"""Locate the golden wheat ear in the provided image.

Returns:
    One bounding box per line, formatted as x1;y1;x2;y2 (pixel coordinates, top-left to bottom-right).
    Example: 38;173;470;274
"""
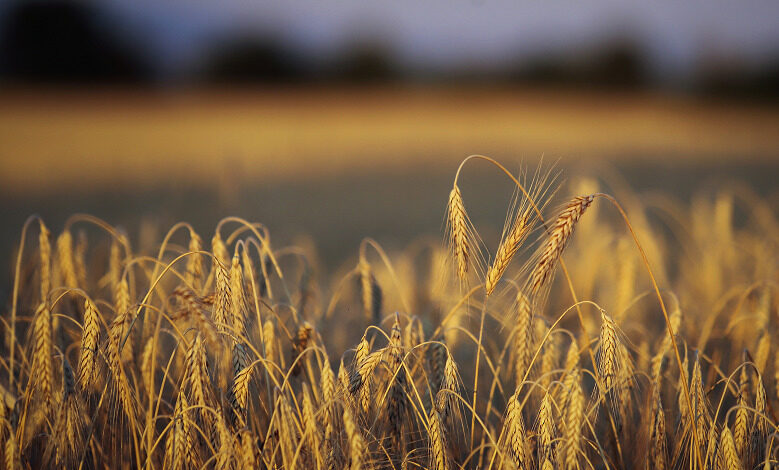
486;164;555;296
485;210;531;295
528;194;594;300
447;184;470;282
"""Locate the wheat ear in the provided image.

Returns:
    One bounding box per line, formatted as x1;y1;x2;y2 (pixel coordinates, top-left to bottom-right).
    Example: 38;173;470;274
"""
429;407;447;470
447;184;470;281
486;209;531;295
78;298;100;391
529;195;594;297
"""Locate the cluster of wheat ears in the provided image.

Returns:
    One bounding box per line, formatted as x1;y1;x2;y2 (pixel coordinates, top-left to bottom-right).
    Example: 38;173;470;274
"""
1;155;777;470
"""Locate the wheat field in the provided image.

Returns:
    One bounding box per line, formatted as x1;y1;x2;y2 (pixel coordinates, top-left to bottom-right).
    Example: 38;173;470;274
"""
0;154;777;469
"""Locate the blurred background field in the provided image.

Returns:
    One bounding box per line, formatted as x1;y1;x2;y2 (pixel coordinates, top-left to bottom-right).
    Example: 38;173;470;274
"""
0;0;778;295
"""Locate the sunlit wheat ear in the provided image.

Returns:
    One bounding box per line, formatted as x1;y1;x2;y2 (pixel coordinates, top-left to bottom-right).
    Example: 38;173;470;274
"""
338;358;356;412
229;252;247;337
486;208;531;295
38;220;51;304
503;390;527;467
114;277;135;364
56;230;78;288
429;406;447;470
215;413;234;468
213;261;231;335
719;428;743;470
320;358;337;442
343;405;366;470
107;310;137;425
537;392;556;462
447;184;470;281
733;366;749;457
291;321;313;377
597;309;619;392
185;229;204;292
211;231;229;269
262;319;277;367
754;332;770;375
560;343;580;405
185;334;211;425
540;332;560;390
140;336;156;396
352;334;372;415
30;302;53;413
350;350;382;416
436;350;460;420
358;258;382;324
78;298;100;391
690;354;710;454
514;292;533;388
529;194;594;298
752;376;768;443
230;357;253;420
169;389;191;470
562;363;583;470
387;316;409;438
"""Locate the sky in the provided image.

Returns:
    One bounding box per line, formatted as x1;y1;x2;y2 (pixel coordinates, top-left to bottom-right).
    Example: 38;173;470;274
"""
96;0;779;82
